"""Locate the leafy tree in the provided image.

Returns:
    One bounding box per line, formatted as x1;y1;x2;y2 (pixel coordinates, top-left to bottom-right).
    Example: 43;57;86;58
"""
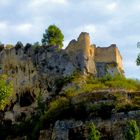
0;42;4;51
0;75;13;110
136;54;140;65
33;42;41;47
88;123;101;140
136;42;140;65
41;24;64;49
124;120;140;140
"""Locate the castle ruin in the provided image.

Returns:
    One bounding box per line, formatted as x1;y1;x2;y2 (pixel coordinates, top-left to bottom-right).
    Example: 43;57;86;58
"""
66;32;124;77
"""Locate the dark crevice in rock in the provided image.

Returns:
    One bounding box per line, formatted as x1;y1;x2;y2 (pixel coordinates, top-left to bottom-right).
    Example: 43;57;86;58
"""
19;91;35;107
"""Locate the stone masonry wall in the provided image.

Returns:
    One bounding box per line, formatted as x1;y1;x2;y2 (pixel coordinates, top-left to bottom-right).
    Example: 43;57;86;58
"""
94;44;123;70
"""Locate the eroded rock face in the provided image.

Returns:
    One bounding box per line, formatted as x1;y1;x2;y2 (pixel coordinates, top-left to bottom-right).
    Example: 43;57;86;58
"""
0;33;124;97
39;109;140;140
0;32;124;125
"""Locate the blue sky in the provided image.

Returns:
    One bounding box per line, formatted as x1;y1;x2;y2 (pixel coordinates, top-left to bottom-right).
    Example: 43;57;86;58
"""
0;0;139;79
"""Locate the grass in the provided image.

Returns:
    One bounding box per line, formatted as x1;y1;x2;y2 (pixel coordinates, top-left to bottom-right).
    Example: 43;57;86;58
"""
3;73;140;139
64;74;140;97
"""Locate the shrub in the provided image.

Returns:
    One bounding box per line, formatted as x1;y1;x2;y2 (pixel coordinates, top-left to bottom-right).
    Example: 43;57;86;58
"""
116;103;139;113
0;75;13;110
88;123;101;140
124;120;140;140
100;74;140;91
136;54;140;65
39;97;70;125
89;102;114;119
85;74;140;91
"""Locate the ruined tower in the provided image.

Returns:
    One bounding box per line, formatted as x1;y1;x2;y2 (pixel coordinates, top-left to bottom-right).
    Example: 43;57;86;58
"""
66;32;124;77
66;32;96;75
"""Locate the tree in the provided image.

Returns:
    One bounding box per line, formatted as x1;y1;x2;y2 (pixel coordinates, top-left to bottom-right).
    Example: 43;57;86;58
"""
33;42;41;47
0;42;4;51
0;75;13;110
88;123;101;140
136;42;140;65
15;41;24;50
124;120;140;140
41;24;64;49
136;54;140;65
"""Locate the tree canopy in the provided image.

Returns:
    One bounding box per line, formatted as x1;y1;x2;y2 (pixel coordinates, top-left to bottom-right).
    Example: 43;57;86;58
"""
41;24;64;49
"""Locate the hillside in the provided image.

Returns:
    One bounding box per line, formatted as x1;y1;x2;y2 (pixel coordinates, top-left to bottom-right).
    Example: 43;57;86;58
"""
0;33;139;140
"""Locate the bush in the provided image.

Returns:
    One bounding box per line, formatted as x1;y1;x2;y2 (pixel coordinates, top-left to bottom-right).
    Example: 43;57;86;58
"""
104;75;140;91
89;102;114;119
124;120;140;140
136;51;140;65
39;97;70;126
88;123;101;140
0;75;13;110
85;74;140;91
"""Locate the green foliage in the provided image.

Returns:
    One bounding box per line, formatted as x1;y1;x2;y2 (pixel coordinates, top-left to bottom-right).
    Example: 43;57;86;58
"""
136;54;140;65
64;74;140;98
42;97;70;122
89;74;140;91
124;120;140;140
88;123;101;140
104;75;140;91
32;97;71;138
0;75;13;110
37;93;45;113
32;42;41;48
42;24;64;49
89;102;115;119
116;103;139;113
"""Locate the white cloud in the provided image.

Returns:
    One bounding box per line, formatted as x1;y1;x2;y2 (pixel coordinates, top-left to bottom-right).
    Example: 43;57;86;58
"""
28;0;68;8
0;21;9;38
16;23;33;34
0;22;8;30
106;2;118;11
0;22;33;35
74;24;96;35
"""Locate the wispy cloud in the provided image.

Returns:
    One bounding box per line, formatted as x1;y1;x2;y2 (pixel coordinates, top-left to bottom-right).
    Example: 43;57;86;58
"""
106;2;118;11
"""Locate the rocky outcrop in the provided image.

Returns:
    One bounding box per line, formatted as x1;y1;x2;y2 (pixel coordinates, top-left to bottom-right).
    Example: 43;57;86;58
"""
38;109;140;140
0;33;125;140
0;32;124;97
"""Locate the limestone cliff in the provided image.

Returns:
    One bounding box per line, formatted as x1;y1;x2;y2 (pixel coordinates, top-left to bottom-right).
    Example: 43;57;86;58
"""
0;32;128;140
0;32;124;97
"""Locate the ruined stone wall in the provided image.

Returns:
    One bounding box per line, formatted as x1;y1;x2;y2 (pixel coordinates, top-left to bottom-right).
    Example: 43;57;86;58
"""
66;32;96;75
65;32;123;76
94;45;117;63
115;47;123;70
94;44;123;72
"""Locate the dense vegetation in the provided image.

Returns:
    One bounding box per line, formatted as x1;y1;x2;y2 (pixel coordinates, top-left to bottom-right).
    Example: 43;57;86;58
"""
136;43;140;65
88;123;101;140
0;75;13;110
0;72;140;139
64;73;140;96
124;120;140;140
